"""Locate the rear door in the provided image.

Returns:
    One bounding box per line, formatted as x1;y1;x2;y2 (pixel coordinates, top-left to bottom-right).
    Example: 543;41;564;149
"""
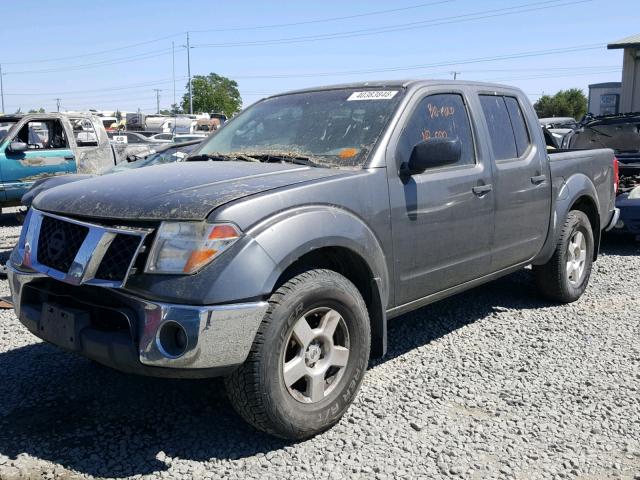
477;93;551;270
2;117;76;202
387;89;495;306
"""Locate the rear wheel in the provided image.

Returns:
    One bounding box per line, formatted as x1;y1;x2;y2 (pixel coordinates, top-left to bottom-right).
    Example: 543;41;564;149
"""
533;210;594;303
225;269;370;439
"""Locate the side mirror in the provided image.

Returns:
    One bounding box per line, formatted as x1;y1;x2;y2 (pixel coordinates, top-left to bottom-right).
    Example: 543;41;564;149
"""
405;138;461;175
8;141;28;153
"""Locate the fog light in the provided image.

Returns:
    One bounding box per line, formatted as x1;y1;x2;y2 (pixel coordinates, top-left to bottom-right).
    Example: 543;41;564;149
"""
157;321;189;358
615;219;625;229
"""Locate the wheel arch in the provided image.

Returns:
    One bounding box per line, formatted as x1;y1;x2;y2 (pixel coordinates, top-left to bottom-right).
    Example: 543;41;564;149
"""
534;174;601;265
249;206;390;358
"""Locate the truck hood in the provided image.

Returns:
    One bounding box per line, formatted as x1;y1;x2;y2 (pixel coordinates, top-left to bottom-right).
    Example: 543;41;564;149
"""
33;161;347;221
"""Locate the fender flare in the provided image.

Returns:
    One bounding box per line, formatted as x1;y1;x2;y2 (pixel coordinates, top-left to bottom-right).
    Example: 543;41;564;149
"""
248;205;390;357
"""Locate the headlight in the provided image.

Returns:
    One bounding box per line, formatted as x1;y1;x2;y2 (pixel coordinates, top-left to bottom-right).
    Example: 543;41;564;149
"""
145;221;241;274
629;186;640;200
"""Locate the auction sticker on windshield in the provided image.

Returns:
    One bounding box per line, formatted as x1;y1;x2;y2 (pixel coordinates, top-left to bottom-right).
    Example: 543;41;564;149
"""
347;90;398;101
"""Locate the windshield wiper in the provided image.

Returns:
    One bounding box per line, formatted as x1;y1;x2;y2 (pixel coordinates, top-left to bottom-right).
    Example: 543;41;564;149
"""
239;151;326;168
187;153;260;162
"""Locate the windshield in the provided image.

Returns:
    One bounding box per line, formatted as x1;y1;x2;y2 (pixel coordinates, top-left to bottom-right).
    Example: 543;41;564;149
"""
108;143;200;172
0;120;18;142
196;88;404;167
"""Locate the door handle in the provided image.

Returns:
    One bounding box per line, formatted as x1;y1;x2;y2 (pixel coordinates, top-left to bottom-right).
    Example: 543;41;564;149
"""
472;184;493;196
531;174;546;185
64;156;75;160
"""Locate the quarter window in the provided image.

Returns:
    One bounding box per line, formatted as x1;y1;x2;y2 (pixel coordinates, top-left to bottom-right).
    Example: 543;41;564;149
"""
398;93;475;168
70;118;98;146
504;96;530;156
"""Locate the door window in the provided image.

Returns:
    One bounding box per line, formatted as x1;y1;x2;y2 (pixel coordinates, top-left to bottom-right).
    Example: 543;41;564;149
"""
15;119;69;150
479;95;531;160
479;95;517;160
398;93;475;168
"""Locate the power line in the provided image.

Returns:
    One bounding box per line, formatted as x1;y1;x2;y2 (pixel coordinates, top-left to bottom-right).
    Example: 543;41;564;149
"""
0;2;455;67
193;0;592;48
1;33;184;66
190;0;454;33
5;48;173;76
0;0;592;78
221;44;606;79
237;68;621;100
4;77;189;96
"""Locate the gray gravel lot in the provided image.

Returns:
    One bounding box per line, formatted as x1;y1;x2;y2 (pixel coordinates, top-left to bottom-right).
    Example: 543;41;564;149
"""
0;210;639;480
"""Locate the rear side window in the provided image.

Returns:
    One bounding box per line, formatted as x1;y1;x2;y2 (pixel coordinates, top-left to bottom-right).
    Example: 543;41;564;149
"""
479;95;517;160
398;93;475;168
504;96;530;156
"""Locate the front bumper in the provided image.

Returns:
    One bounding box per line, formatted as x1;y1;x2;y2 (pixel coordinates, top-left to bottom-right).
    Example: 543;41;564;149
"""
7;261;268;378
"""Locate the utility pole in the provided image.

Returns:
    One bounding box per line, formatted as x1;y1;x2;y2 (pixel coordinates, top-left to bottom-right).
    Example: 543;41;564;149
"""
172;41;176;110
55;98;61;112
153;89;162;114
186;32;193;114
180;33;194;114
450;71;461;80
0;64;5;113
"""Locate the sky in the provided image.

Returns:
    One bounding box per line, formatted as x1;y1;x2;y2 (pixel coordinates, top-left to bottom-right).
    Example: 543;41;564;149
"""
0;0;636;114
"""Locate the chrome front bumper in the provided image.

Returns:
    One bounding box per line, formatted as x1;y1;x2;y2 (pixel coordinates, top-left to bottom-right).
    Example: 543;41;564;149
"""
7;261;268;375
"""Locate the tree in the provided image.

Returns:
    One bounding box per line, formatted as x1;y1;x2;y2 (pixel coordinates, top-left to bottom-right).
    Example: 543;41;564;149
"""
28;107;46;113
534;89;588;120
181;73;241;116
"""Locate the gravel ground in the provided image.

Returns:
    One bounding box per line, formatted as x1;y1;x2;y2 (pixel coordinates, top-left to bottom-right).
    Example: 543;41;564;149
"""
0;210;639;480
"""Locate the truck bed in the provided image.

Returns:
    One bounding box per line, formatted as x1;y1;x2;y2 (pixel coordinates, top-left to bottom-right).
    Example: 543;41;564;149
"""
548;148;616;226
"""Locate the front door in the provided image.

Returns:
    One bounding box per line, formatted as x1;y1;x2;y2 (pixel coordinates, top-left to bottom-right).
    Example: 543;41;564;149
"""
1;118;76;203
387;91;495;306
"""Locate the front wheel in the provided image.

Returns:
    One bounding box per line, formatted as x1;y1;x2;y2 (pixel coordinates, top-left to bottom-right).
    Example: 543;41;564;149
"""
533;210;594;303
225;269;371;439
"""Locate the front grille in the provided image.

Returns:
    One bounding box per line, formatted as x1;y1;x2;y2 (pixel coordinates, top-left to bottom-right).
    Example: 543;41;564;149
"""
95;234;142;281
37;216;89;273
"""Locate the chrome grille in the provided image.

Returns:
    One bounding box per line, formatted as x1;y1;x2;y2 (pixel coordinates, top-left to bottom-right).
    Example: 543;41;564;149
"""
95;234;142;281
21;209;149;288
37;215;89;273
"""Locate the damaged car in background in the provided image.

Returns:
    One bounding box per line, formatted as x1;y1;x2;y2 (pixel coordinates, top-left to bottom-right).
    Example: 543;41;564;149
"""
566;112;640;238
0;113;157;213
539;116;578;146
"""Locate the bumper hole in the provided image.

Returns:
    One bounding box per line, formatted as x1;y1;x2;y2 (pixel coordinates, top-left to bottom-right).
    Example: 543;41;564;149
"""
158;322;188;358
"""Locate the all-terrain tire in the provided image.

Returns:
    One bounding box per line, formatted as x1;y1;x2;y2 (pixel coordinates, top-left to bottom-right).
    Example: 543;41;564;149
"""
224;269;370;440
533;210;594;303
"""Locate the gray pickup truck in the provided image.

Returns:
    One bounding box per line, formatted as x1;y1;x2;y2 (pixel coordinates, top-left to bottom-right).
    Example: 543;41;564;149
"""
7;80;618;439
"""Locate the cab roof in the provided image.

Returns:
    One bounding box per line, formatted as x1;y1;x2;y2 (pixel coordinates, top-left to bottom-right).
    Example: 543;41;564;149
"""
271;79;524;98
